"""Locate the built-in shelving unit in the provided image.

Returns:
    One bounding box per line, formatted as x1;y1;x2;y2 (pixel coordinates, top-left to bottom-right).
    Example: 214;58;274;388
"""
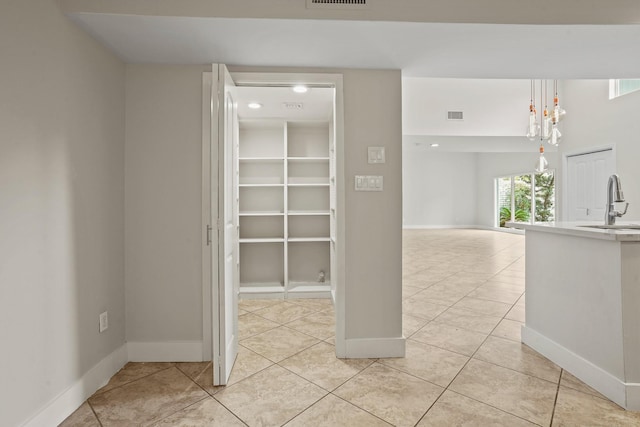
237;120;335;299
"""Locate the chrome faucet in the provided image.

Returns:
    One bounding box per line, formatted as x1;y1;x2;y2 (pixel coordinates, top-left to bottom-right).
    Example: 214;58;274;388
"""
605;174;629;225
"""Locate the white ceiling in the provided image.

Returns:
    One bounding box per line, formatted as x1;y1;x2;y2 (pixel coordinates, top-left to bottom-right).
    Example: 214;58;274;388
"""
63;5;640;153
236;86;333;121
67;14;640;79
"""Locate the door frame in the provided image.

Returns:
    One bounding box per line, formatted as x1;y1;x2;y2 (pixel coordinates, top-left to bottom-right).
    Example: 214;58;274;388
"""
202;71;347;360
202;71;213;361
561;144;616;221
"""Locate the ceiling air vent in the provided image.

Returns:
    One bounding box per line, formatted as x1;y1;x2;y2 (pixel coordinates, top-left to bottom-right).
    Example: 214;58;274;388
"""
306;0;370;10
283;102;304;110
447;111;464;121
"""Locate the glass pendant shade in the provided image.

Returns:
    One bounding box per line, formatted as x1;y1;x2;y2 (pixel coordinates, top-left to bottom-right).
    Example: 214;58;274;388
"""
551;104;566;123
526;108;540;140
549;124;562;146
551;83;566;122
535;145;549;173
541;109;552;140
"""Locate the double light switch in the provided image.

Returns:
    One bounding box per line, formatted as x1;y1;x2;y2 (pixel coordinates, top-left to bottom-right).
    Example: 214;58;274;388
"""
355;175;383;191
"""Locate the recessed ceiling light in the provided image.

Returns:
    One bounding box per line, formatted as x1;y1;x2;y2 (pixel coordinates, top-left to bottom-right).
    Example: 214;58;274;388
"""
292;85;308;94
248;102;262;109
430;143;440;148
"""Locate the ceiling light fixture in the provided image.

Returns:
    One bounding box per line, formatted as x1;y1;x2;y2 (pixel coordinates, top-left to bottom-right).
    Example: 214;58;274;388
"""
526;80;540;141
248;102;262;109
535;144;549;173
430;143;439;148
526;79;567;145
292;85;308;93
526;79;567;169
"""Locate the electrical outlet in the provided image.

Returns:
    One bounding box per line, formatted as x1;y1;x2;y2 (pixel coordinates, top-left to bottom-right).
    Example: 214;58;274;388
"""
99;311;108;333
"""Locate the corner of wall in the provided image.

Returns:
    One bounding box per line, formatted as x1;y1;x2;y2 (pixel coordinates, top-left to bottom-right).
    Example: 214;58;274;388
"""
22;345;128;427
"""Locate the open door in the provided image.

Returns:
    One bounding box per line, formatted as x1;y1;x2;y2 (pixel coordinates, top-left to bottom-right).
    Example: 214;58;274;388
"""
211;64;239;385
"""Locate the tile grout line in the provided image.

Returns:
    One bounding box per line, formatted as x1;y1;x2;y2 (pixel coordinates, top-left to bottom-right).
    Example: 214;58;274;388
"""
86;400;104;427
549;369;563;427
90;364;177;398
328;391;394;426
147;395;211;426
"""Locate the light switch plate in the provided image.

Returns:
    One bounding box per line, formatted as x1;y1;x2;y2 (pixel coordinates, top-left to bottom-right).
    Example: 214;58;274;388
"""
355;175;383;191
368;146;385;164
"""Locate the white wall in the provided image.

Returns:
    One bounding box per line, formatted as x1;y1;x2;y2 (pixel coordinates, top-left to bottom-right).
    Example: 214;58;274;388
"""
475;152;560;228
403;78;531;137
560;80;640;222
0;1;126;426
402;148;477;227
125;65;207;348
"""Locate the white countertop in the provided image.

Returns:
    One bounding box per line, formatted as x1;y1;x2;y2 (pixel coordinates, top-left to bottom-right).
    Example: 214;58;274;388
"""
506;221;640;242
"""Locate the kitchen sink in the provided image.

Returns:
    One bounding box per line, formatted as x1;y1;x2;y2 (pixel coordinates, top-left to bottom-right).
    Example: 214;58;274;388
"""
579;224;640;230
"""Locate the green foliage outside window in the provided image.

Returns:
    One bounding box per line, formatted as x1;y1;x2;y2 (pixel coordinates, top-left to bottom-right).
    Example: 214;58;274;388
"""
497;171;554;227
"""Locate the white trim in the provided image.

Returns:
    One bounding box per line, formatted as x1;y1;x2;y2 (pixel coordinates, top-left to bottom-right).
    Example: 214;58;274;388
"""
127;341;204;362
522;326;631;409
561;144;616;221
401;225;524;235
402;225;482;230
344;337;406;358
201;71;213;362
627;385;640;411
22;344;127;427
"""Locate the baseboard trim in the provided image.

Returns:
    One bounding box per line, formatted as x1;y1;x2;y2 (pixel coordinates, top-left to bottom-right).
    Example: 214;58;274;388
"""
402;225;481;230
401;225;526;235
626;384;640;410
127;341;204;362
344;337;405;358
522;326;629;408
22;344;127;427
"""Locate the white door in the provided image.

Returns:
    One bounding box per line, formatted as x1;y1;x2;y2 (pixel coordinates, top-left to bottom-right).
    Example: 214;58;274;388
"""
566;149;614;221
212;64;239;385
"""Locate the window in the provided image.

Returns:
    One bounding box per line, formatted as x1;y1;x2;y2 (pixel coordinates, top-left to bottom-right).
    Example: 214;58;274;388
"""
496;171;555;228
609;79;640;99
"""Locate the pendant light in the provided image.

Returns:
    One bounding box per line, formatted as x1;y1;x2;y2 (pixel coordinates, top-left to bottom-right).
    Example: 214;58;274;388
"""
548;80;564;146
541;80;552;141
526;80;540;140
550;80;566;123
535;144;549;173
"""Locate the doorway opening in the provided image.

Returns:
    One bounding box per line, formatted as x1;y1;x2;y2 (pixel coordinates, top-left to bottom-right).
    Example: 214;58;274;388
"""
235;84;336;300
203;68;346;385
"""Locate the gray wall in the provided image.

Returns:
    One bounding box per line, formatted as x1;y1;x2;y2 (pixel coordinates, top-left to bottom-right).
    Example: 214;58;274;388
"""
125;65;207;345
342;70;403;341
0;1;126;425
124;66;404;350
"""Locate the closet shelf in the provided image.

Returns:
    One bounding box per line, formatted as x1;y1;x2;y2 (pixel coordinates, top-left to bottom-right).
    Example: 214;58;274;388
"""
287;183;330;187
239;183;285;188
239;238;285;243
239;157;285;162
239;211;284;217
287;210;330;216
287;157;330;162
239;119;335;301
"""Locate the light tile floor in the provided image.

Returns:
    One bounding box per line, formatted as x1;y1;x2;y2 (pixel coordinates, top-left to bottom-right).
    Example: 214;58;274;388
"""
61;229;640;426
